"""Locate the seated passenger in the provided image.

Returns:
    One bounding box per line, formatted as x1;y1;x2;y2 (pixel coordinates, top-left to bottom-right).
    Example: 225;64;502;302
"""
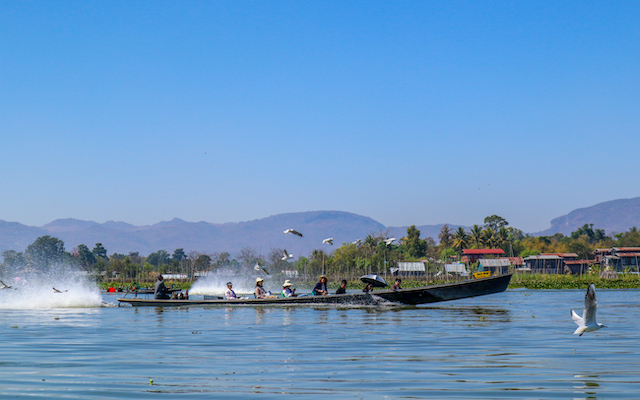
391;278;402;291
255;277;270;299
335;279;347;295
312;275;328;296
225;282;237;299
282;280;296;297
363;283;374;293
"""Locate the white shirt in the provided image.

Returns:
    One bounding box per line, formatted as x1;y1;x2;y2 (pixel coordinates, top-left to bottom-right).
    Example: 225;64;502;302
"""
282;287;293;297
225;287;236;299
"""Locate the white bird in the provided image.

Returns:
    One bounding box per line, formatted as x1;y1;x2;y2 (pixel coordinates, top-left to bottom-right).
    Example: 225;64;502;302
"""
0;280;13;289
384;238;397;245
53;287;68;293
281;249;294;261
284;229;303;237
254;262;270;275
353;239;362;246
571;284;605;336
323;238;334;245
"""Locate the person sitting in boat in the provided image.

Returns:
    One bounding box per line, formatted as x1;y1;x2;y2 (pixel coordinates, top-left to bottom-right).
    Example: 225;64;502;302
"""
312;275;328;296
335;279;347;295
363;282;374;293
391;278;402;291
225;282;237;299
282;280;296;297
154;275;171;300
255;277;271;299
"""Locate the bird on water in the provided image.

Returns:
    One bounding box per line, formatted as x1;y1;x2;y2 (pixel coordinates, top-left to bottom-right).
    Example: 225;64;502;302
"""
571;283;605;336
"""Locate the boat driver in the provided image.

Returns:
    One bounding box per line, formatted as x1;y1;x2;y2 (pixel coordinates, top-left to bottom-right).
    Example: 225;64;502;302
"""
154;275;171;299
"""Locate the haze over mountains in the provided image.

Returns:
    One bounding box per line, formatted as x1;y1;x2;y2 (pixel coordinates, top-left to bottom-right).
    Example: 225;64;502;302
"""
1;197;639;258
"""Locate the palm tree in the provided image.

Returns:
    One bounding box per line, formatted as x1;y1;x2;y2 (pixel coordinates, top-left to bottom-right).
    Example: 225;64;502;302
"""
470;224;484;248
452;227;469;250
496;227;510;249
483;227;496;248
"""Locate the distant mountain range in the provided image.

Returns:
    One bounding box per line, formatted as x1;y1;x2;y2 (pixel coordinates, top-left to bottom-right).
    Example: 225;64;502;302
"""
1;197;639;258
534;196;640;236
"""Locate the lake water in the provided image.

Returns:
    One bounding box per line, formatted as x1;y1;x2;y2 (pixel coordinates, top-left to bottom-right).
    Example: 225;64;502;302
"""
1;286;639;399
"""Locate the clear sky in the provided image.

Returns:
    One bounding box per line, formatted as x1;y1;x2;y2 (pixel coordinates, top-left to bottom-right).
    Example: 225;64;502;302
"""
1;1;639;233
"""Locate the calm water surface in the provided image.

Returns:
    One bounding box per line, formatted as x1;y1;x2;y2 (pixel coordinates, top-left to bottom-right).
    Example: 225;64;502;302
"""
1;289;639;399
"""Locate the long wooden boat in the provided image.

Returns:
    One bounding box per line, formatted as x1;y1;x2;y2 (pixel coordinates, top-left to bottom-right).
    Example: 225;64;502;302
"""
117;273;511;307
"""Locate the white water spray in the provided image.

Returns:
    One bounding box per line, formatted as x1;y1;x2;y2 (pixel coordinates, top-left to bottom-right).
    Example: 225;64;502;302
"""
189;269;275;296
0;268;103;309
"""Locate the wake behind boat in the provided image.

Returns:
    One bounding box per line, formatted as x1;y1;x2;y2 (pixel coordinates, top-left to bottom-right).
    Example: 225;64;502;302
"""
118;273;512;307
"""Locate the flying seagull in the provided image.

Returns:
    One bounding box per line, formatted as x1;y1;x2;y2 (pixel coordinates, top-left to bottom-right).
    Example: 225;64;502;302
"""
322;238;334;245
53;287;68;293
0;280;13;289
384;238;397;245
281;249;294;261
254;262;270;275
284;229;303;237
571;283;605;336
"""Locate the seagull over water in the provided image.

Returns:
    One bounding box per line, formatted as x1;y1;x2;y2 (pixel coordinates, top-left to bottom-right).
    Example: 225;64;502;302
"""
0;280;13;289
322;238;334;245
254;262;270;275
284;229;303;237
571;284;605;336
53;287;68;293
281;249;294;261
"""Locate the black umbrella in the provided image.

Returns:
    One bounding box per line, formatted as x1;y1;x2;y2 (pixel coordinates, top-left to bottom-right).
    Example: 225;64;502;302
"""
360;274;388;288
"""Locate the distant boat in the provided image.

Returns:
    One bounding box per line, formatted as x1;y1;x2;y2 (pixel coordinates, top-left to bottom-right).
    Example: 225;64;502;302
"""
118;274;512;307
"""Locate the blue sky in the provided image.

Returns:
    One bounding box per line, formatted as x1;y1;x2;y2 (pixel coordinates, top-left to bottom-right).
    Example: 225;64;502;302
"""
1;1;639;233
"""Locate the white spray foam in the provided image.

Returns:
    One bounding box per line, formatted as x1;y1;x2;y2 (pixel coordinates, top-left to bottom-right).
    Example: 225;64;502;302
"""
189;269;274;296
0;271;103;309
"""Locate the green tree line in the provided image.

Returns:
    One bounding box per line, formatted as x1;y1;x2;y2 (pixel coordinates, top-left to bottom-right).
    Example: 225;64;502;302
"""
2;216;640;282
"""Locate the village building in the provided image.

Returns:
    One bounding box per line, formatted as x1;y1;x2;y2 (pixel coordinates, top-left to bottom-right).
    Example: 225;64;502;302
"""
391;261;426;276
478;258;511;275
594;247;640;272
523;253;582;274
461;249;506;264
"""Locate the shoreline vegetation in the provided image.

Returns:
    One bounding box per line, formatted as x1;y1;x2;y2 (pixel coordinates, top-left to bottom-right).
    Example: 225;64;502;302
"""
100;273;640;292
5;214;640;290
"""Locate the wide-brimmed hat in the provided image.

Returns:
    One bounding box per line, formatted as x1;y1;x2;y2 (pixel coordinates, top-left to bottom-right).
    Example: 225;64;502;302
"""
282;280;292;287
319;275;327;281
256;277;264;283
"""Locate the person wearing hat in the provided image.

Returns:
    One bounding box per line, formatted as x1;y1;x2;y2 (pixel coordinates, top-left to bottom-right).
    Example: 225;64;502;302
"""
282;280;296;297
224;282;237;299
255;277;270;299
312;275;328;296
154;275;170;300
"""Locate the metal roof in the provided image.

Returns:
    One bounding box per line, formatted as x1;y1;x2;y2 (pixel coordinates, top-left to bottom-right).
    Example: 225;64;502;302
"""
540;253;579;258
462;249;505;255
479;258;511;267
563;260;594;265
616;252;640;257
397;262;426;272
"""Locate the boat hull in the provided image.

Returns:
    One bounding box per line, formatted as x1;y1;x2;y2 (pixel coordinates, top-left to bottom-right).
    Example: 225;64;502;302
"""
118;274;512;307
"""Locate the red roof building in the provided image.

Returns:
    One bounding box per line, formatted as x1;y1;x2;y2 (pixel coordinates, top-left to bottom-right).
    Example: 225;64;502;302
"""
461;248;505;263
